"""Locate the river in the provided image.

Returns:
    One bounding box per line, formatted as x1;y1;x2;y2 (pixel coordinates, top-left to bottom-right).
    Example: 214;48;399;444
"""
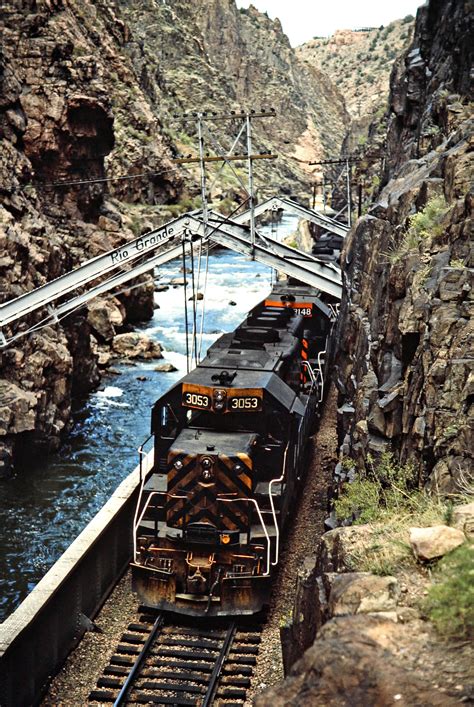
0;215;299;621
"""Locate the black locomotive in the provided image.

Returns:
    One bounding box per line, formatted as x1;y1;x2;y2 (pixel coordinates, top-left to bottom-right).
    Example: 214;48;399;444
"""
131;283;334;616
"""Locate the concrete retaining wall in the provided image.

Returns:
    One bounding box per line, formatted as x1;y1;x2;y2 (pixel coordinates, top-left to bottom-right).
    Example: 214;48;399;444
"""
0;450;153;707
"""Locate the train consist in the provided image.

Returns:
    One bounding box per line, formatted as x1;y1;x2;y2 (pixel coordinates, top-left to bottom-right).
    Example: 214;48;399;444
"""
131;283;335;616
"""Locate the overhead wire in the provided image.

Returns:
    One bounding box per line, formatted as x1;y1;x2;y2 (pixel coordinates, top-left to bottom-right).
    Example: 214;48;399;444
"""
181;240;190;374
13;161;200;193
189;235;198;366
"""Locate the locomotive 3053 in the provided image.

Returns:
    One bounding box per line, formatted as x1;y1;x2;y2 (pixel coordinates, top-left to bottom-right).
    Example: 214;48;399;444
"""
131;283;334;616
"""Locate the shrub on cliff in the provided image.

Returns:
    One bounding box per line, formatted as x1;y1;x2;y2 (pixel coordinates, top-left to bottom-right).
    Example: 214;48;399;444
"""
388;195;451;262
426;543;474;639
333;453;456;574
334;452;420;523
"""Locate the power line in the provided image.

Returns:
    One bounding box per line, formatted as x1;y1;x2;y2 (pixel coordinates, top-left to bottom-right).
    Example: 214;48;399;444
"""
18;164;194;191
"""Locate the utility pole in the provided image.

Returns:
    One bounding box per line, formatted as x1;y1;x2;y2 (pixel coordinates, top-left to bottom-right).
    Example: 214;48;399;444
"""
172;110;276;240
197;115;208;235
246;113;256;252
345;157;352;227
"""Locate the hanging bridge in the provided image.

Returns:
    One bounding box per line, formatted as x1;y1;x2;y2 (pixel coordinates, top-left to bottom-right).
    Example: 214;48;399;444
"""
0;195;346;349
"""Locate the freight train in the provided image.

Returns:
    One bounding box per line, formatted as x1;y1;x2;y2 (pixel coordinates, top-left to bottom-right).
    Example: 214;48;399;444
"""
131;283;335;616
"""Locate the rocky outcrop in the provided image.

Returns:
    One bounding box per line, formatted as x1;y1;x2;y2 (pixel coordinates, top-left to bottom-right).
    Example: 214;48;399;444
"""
266;513;473;705
257;614;458;706
111;332;162;359
0;1;181;473
409;525;466;560
297;18;415;148
453;502;474;538
119;0;348;193
333;0;473;492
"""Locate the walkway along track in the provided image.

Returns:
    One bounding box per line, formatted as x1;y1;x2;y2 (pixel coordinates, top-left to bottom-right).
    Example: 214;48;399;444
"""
89;611;262;705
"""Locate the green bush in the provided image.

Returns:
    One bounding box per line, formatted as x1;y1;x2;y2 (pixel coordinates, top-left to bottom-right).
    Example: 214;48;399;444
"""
332;453;465;575
388;195;450;262
334;452;419;524
426;543;474;639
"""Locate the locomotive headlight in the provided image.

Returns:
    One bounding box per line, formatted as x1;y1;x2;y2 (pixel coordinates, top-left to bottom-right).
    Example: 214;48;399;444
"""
214;389;226;402
214;401;225;410
174;460;183;470
201;457;214;482
233;463;245;475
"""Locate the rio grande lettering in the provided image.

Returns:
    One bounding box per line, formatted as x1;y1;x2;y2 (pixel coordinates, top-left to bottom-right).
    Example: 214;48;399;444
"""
110;228;172;265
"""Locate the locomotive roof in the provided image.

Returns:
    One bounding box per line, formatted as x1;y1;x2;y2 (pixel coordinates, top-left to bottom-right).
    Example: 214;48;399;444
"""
265;284;332;314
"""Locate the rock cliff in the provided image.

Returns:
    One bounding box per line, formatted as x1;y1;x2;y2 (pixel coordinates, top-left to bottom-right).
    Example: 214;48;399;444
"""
117;0;348;194
297;18;415;150
334;0;473;492
0;0;181;473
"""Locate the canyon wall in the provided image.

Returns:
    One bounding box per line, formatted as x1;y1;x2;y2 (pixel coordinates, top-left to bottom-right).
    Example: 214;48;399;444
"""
334;0;473;491
0;0;348;473
0;0;181;473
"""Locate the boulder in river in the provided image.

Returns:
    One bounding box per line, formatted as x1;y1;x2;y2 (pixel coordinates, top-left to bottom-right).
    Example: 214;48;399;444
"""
112;333;162;359
154;363;178;373
87;297;125;342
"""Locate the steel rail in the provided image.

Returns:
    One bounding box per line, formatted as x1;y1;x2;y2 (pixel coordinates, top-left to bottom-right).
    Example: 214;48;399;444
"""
202;622;237;707
113;613;165;706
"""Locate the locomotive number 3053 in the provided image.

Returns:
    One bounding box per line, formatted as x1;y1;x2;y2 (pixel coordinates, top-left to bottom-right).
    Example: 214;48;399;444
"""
229;396;260;410
183;392;210;408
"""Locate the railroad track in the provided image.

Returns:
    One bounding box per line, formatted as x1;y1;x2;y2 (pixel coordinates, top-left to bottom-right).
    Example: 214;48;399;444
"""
89;611;262;705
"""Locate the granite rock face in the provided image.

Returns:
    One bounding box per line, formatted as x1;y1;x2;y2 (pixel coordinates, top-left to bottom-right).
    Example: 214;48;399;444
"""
334;0;473;492
258;615;456;707
0;1;181;473
118;0;349;192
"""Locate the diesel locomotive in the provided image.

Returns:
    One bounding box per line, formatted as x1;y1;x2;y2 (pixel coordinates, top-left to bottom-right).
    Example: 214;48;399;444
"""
131;283;334;616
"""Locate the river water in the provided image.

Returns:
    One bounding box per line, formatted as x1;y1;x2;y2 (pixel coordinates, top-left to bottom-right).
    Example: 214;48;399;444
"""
0;215;298;622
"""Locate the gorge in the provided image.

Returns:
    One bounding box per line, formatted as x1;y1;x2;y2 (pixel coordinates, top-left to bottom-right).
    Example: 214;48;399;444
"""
0;0;472;702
